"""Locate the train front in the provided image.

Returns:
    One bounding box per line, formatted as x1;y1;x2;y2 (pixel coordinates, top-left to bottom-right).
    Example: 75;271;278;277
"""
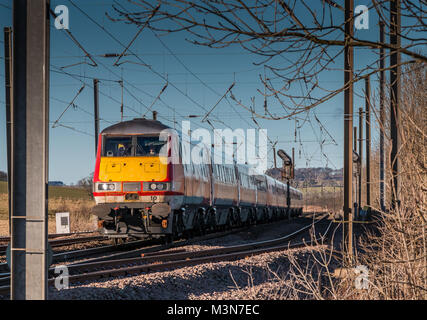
92;118;179;240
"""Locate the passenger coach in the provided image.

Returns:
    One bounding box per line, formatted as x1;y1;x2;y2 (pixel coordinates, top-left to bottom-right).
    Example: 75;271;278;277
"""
92;118;303;241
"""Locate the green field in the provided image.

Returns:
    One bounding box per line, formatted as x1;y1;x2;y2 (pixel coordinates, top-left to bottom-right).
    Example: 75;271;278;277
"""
0;181;92;200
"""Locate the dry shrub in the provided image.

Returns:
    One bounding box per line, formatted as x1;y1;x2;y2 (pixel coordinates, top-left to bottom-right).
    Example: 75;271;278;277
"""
354;63;426;299
48;198;96;232
302;190;342;214
246;63;426;300
0;194;8;218
0;196;96;234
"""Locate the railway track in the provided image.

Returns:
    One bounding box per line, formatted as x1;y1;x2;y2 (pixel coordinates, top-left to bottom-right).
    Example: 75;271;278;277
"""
0;235;107;255
0;238;152;274
0;231;97;243
60;215;331;280
0;221;256;286
0;213;331;295
0;213;330;296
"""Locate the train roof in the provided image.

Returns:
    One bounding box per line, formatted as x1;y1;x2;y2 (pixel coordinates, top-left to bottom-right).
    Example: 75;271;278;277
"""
101;118;171;135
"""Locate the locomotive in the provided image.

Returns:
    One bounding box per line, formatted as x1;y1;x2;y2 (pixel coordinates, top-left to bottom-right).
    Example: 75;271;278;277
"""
92;118;303;241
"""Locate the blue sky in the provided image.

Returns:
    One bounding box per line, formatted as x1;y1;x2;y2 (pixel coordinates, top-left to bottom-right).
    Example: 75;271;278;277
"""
0;0;422;184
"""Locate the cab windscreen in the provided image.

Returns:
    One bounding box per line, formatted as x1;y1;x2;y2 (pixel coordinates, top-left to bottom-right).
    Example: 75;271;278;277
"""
135;136;167;157
103;135;168;157
104;137;132;157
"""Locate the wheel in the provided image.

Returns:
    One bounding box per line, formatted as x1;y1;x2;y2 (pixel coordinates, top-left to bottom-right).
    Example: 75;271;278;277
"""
164;234;173;244
111;238;125;246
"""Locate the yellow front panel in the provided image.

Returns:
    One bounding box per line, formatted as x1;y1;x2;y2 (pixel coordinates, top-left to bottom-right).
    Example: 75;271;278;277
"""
99;157;168;182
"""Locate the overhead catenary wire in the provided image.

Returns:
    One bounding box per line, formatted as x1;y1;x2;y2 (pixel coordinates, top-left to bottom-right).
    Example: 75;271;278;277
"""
51;84;86;128
66;0;264;152
49;8;98;67
2;0;346;170
68;0;235;130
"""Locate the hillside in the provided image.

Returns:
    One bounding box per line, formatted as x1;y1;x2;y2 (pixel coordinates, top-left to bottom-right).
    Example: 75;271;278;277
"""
265;167;343;187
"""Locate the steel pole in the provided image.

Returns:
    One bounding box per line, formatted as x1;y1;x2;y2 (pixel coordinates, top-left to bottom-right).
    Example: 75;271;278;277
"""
358;108;363;220
379;21;386;211
11;0;50;300
292;147;295;179
93;79;99;156
390;0;401;208
353;126;357;216
273;146;277;169
120;80;124;122
365;77;371;210
353;127;357;152
343;0;354;261
287;178;290;213
3;27;13;235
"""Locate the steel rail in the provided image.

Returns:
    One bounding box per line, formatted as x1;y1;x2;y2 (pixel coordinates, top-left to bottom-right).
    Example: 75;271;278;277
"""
0;235;107;253
0;213;326;294
0;217;257;286
60;214;328;278
46;216;332;287
66;225;254;266
0;230;97;242
0;239;151;273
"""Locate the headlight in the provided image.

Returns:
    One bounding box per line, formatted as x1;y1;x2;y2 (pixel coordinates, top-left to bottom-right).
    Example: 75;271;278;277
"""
97;183;117;191
144;182;169;191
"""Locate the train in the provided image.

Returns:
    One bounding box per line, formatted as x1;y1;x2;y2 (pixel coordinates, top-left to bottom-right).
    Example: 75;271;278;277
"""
92;118;303;242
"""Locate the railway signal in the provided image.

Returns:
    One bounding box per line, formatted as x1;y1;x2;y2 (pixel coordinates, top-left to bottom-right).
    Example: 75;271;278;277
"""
277;149;295;214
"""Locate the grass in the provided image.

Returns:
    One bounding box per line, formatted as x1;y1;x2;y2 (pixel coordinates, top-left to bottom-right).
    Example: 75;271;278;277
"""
0;181;92;200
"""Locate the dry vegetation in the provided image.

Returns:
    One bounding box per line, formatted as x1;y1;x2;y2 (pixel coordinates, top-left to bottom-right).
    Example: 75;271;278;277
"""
242;64;426;300
0;187;96;235
47;197;97;233
302;187;343;215
353;63;426;300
